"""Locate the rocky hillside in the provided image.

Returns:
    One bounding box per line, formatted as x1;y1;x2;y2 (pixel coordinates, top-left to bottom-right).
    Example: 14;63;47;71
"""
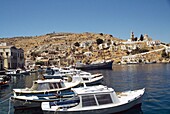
0;32;123;58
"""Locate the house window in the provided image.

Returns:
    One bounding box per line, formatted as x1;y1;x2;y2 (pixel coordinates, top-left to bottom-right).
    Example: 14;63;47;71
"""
96;94;112;105
82;95;97;107
6;52;9;57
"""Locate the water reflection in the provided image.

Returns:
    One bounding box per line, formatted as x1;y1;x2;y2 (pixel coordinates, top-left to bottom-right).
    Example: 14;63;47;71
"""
13;104;143;114
14;107;43;114
114;104;143;114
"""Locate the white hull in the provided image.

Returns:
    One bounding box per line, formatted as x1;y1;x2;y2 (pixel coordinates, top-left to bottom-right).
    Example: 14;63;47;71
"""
82;76;103;86
42;86;145;114
43;95;143;114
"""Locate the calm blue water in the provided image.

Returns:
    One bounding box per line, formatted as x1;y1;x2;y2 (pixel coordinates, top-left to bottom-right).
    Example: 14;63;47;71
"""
0;64;170;114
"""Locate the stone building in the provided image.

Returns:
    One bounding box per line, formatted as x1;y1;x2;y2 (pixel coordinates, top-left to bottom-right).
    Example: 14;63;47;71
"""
0;43;25;69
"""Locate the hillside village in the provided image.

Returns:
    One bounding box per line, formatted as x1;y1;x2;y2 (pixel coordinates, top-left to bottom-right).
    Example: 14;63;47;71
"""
0;32;170;69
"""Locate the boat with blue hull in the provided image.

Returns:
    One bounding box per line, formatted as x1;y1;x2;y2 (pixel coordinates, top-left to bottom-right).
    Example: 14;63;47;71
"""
13;77;81;96
11;91;75;109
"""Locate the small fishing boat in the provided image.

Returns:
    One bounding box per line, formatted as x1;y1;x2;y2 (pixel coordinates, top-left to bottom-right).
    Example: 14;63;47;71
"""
41;85;145;114
13;76;81;96
11;90;75;109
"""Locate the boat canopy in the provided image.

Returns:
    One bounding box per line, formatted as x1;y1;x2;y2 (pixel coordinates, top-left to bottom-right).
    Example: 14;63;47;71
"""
30;80;65;91
71;85;114;95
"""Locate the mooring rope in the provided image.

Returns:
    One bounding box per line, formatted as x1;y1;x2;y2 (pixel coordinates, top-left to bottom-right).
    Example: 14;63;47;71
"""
0;98;9;104
0;97;12;114
0;91;12;104
1;92;12;99
8;97;11;114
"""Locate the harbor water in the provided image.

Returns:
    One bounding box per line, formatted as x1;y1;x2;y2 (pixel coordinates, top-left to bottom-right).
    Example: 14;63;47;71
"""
0;64;170;114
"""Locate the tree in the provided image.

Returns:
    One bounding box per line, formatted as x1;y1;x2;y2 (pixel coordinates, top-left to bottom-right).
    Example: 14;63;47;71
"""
35;61;44;66
131;48;149;55
140;34;144;41
99;33;103;36
161;49;169;58
31;51;41;57
139;59;142;63
74;42;80;47
134;37;138;41
96;38;103;45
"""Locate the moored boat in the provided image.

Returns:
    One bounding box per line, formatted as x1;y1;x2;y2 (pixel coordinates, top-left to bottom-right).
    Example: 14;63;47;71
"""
76;71;103;86
6;68;30;76
13;76;81;96
0;71;10;87
75;60;113;70
0;77;10;87
41;85;145;114
11;90;75;109
44;69;103;86
43;67;80;79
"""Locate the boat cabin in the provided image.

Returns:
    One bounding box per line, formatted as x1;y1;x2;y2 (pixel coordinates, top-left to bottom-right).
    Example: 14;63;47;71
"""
71;85;120;108
30;79;66;91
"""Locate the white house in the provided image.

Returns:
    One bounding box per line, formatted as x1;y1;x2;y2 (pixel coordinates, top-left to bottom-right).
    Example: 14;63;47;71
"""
0;43;25;69
166;47;170;54
83;51;93;57
146;40;161;46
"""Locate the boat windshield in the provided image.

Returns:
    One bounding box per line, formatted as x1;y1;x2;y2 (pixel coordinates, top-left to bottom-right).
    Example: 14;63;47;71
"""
82;95;97;107
30;82;50;91
81;93;113;107
96;94;112;105
30;81;66;91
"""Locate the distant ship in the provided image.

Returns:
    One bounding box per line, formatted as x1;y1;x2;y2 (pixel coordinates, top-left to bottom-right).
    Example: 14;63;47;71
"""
75;60;113;70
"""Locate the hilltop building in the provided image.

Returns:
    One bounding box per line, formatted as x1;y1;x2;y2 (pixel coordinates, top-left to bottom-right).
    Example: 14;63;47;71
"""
0;43;25;69
128;32;151;42
130;32;135;41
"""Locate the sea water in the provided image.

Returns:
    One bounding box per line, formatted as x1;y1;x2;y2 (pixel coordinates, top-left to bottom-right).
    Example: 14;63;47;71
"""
0;64;170;114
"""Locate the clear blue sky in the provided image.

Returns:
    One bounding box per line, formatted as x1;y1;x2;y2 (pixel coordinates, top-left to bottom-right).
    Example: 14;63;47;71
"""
0;0;170;43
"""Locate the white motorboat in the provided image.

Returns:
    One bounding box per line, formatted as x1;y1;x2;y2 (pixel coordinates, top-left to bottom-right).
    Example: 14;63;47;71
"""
44;68;103;86
13;76;81;96
41;85;145;114
76;71;103;85
43;67;80;79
